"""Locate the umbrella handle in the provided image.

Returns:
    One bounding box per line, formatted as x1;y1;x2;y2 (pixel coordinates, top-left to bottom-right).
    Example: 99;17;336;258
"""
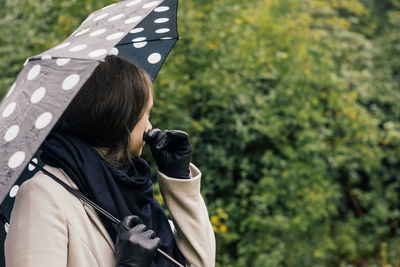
30;161;185;267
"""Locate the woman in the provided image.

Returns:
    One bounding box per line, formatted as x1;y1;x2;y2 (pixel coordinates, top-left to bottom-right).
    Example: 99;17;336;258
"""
4;55;215;266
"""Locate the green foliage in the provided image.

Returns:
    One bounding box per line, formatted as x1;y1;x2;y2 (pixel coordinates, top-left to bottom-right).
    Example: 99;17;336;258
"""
1;0;400;265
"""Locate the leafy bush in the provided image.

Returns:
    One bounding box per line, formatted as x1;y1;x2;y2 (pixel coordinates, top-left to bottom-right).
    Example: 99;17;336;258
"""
153;0;400;265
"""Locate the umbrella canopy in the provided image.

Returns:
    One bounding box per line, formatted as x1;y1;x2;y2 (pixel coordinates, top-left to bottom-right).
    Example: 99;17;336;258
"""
0;0;178;203
0;0;178;265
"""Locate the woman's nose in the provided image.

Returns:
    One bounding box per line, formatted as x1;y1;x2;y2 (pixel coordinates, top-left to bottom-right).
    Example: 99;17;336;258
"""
147;122;152;131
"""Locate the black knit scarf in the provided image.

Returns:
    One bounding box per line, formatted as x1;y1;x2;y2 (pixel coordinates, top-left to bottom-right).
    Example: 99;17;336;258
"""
40;132;185;266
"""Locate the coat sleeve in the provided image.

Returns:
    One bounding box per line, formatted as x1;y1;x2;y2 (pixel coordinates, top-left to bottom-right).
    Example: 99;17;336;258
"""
5;173;69;267
157;163;216;267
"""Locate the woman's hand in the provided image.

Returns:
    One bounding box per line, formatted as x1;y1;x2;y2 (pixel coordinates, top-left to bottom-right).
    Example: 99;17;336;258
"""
143;129;192;179
115;215;161;267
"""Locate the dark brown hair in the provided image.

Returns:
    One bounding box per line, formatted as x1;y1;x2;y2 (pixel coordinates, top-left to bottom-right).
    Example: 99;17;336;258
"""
55;55;152;168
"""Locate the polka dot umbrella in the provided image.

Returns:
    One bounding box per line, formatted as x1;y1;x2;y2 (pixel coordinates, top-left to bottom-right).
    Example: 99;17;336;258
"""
0;0;178;265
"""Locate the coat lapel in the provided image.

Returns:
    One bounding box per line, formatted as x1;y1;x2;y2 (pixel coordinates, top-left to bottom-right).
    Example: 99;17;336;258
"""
55;167;116;252
83;204;115;252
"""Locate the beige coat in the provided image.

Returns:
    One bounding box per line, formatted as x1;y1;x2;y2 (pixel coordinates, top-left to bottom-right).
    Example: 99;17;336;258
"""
5;163;215;267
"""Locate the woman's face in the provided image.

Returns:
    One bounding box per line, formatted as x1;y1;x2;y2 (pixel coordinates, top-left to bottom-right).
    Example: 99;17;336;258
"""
129;93;153;156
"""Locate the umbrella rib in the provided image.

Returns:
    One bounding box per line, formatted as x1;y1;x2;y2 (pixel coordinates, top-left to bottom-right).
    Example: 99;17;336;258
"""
115;37;179;47
28;56;103;63
28;36;179;63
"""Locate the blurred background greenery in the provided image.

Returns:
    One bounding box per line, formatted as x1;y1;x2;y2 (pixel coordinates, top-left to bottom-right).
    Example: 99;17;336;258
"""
1;0;400;265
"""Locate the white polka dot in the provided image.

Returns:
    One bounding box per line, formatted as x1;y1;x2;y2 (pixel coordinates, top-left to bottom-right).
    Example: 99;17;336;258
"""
4;223;9;233
62;74;80;90
28;158;38;171
106;32;124;40
161;37;173;40
89;49;108;57
4;125;19;142
93;13;109;21
102;3;116;10
148;53;161;64
27;65;41;80
56;58;71;66
126;0;142;6
5;83;16;98
69;44;87;52
124;16;142;24
155;28;170;33
75;28;90;36
54;42;71;50
142;1;160;8
108;47;119;55
154;6;169;12
133;42;147;48
154;18;169;23
130;27;144;33
108;14;125;22
31;87;46;104
2;102;16;118
90;28;107;36
35;112;53;130
9;185;19;197
132;37;146;42
8;151;25;169
41;54;52;59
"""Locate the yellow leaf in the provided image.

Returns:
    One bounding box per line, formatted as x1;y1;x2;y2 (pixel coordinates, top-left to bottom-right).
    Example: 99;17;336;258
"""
220;225;228;233
208;43;217;50
211;215;219;224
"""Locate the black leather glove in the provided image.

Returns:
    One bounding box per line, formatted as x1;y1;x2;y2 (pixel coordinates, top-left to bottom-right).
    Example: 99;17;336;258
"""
115;215;161;267
143;128;192;179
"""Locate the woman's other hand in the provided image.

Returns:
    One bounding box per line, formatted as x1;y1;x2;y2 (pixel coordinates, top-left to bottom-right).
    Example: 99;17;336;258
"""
115;215;161;267
143;129;192;179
